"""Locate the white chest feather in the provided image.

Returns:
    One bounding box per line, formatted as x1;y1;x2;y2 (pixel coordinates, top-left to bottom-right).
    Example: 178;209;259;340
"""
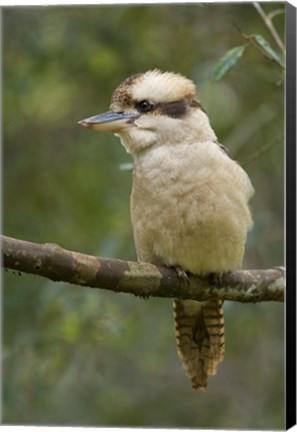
130;141;254;275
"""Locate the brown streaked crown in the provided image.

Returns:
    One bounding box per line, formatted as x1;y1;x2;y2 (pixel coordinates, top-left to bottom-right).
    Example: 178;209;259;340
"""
110;69;205;117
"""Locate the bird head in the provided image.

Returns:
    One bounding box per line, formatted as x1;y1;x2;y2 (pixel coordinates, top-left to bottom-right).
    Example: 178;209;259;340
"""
78;69;217;155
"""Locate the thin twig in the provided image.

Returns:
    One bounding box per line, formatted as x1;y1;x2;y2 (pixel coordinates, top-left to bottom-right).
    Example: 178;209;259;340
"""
233;21;285;71
253;2;286;55
268;9;285;21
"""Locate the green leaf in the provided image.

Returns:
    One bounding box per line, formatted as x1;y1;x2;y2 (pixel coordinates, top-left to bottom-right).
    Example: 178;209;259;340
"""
250;34;284;68
211;45;246;81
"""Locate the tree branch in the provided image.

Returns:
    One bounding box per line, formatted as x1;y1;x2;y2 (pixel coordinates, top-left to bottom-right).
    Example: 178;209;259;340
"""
2;235;284;303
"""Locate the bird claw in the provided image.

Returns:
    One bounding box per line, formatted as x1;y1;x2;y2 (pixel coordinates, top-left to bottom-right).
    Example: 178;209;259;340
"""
209;272;223;287
175;266;190;286
208;272;224;293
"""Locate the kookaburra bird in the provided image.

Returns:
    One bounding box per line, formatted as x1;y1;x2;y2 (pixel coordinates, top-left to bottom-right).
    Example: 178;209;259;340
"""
79;69;254;390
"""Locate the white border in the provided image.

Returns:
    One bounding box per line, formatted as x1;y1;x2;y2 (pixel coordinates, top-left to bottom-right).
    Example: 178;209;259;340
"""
0;0;288;6
1;1;294;432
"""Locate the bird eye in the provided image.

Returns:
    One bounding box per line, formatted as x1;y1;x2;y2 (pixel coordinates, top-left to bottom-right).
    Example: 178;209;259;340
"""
136;100;153;113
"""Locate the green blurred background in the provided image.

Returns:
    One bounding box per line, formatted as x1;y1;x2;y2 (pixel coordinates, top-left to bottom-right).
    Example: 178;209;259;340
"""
3;3;284;429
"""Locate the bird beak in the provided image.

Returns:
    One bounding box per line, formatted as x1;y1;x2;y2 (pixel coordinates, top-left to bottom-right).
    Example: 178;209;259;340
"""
78;111;139;132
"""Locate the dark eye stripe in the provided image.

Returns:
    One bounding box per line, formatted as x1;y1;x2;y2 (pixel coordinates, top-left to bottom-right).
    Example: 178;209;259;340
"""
155;99;205;118
155;100;188;118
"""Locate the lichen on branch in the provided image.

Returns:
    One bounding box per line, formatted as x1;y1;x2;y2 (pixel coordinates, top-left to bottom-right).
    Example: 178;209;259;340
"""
2;235;284;303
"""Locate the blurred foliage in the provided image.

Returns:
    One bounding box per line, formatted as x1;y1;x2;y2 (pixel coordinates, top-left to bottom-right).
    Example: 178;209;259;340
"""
211;6;285;82
3;3;284;429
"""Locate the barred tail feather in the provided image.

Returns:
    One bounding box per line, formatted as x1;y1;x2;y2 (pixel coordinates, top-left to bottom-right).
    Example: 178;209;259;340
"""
173;298;225;390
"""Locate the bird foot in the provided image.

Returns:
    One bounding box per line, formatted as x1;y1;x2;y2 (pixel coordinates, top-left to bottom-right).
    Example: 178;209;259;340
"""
174;266;190;286
208;271;230;292
208;272;223;288
208;272;225;295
